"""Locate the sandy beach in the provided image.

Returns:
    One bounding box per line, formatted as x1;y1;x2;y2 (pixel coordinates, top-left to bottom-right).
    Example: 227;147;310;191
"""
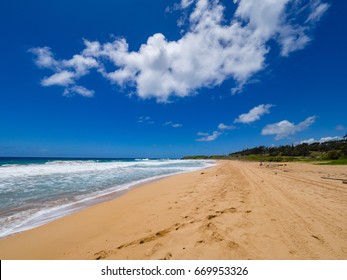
0;160;346;260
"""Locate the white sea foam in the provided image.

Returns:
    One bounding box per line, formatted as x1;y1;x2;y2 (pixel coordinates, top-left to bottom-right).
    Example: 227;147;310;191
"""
0;160;135;178
0;159;215;238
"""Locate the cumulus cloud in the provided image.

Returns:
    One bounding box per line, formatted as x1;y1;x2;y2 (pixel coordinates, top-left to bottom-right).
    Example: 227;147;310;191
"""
299;136;343;144
196;131;222;142
30;0;329;101
235;104;273;124
29;48;98;97
29;47;59;70
262;116;316;140
41;71;75;87
218;123;235;130
163;121;183;128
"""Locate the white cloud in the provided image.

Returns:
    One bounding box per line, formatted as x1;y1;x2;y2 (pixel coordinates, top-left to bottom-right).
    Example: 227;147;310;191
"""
41;71;75;87
196;121;236;142
196;120;237;142
336;125;346;131
172;123;183;128
31;47;98;95
63;86;95;97
181;0;195;9
306;1;330;23
300;136;343;144
62;54;98;76
29;47;59;70
31;0;329;101
299;138;316;144
137;116;154;124
319;136;342;142
196;131;222;142
262;116;316;140
234;104;273;124
218;123;235;130
163;121;183;128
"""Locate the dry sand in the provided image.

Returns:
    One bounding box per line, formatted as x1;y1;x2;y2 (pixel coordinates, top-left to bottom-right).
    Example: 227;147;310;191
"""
0;160;346;260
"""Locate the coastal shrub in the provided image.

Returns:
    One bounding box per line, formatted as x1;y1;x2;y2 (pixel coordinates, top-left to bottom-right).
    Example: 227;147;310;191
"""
325;150;340;160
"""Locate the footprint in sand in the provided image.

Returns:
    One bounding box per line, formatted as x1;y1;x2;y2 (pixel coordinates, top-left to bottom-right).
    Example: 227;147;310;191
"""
195;240;205;247
227;241;239;250
311;235;324;243
160;252;172;260
94;250;109;260
145;243;163;256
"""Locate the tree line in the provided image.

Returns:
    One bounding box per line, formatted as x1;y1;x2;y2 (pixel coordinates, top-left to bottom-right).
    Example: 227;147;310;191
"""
229;135;347;160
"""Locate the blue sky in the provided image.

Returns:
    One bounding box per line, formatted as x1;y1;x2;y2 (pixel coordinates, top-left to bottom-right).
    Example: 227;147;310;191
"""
0;0;346;158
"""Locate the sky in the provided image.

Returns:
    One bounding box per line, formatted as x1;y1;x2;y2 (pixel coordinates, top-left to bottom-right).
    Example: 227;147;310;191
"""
0;0;346;158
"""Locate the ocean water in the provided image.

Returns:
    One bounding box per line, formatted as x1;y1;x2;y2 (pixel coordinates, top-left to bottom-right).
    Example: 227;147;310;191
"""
0;158;215;238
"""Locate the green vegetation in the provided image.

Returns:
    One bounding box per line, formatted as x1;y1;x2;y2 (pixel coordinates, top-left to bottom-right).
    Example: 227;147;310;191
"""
183;135;347;164
183;155;233;160
183;155;211;160
317;159;347;165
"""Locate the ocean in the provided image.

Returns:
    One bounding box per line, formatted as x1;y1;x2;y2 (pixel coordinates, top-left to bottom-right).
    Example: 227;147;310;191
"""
0;157;215;238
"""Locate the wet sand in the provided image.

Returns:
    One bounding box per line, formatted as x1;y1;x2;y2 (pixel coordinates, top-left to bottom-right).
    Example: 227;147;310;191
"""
0;160;346;260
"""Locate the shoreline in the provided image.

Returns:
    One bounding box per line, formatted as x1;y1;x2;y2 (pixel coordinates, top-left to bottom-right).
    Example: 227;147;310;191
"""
0;160;346;260
0;161;215;239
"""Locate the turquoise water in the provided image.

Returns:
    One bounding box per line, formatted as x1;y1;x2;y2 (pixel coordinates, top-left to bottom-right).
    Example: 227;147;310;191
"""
0;158;214;238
